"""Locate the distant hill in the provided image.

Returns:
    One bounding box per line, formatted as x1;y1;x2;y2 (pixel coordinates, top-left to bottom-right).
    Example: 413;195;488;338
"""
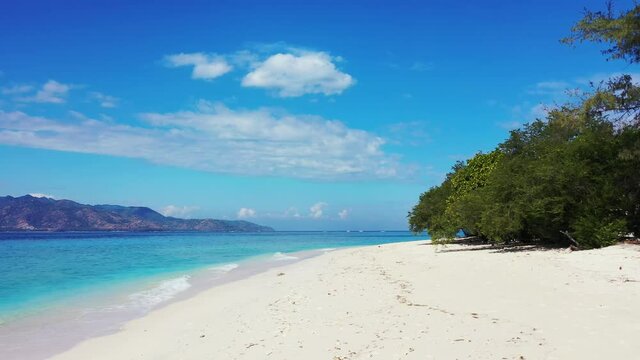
0;195;274;232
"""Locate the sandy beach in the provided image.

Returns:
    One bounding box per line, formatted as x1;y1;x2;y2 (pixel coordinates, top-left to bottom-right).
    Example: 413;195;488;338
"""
52;240;640;359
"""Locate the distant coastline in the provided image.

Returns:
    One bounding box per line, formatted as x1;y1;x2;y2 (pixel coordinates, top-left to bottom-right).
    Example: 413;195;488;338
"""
0;195;274;233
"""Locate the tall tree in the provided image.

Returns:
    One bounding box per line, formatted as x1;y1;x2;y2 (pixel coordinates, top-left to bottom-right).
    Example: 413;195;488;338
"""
408;2;640;248
563;1;640;63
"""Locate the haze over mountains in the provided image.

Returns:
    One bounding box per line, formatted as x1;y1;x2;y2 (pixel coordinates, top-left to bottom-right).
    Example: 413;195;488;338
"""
0;195;274;232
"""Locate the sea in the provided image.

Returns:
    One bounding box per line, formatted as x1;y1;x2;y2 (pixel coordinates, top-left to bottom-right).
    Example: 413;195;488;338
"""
0;231;425;359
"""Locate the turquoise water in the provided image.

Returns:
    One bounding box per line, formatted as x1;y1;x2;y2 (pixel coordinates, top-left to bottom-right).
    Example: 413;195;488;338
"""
0;231;422;319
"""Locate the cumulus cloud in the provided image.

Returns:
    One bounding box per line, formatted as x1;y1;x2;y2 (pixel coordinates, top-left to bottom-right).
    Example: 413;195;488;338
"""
309;202;327;219
160;205;199;218
237;207;256;219
20;80;71;103
165;53;232;80
162;46;354;97
0;105;403;180
91;92;118;108
338;209;349;220
242;51;354;97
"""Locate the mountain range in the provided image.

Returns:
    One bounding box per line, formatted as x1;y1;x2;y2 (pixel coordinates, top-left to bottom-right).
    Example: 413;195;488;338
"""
0;195;274;232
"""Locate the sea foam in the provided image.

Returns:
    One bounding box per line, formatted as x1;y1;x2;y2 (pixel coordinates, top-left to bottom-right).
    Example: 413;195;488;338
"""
209;263;239;273
128;275;191;310
271;252;299;261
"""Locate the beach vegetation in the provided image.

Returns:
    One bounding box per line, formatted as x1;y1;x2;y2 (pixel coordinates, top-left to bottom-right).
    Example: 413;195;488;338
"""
563;1;640;62
409;2;640;249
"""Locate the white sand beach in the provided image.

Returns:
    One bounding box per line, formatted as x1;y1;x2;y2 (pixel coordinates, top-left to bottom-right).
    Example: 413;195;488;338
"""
52;241;640;360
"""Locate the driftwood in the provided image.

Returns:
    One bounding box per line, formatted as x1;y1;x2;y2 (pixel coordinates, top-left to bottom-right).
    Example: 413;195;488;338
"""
560;230;580;250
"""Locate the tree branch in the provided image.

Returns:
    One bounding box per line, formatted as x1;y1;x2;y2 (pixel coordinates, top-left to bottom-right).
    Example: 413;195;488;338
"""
560;230;580;249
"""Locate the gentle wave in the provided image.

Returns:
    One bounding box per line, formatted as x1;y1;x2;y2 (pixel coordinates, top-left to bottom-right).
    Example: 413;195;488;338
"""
128;275;191;310
271;252;299;261
209;263;239;273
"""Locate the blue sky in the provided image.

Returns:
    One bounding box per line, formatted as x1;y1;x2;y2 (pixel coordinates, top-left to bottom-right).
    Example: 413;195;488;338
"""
0;0;637;230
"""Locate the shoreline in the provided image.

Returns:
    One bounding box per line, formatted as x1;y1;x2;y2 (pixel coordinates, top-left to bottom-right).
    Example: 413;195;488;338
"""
0;247;338;360
49;240;640;359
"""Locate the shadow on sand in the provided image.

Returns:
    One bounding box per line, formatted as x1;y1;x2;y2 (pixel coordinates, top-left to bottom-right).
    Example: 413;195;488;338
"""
419;237;561;254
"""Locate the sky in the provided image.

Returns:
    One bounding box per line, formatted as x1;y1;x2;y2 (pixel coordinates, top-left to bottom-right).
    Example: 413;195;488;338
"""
0;0;637;230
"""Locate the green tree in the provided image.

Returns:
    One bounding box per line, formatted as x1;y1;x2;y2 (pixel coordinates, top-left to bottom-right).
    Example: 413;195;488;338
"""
408;179;456;238
408;1;640;249
563;2;640;63
446;151;503;237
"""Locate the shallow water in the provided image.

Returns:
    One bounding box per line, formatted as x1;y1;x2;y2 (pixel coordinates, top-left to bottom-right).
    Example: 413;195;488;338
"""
0;231;424;359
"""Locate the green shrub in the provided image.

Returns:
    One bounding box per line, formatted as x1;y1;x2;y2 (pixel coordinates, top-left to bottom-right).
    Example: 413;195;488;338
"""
573;215;626;249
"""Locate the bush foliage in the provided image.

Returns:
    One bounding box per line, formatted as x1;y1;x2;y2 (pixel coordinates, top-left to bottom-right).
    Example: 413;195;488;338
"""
409;84;639;249
409;3;640;249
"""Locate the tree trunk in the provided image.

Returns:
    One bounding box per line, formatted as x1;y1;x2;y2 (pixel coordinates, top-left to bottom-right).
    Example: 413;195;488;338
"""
560;230;579;249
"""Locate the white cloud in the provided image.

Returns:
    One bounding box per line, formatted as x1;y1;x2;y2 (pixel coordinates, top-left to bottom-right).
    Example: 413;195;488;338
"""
160;205;199;218
165;53;232;80
21;80;71;104
91;92;118;108
162;46;354;97
530;103;549;119
28;193;55;199
237;207;256;219
242;51;354;97
338;209;349;220
309;202;327;219
284;207;301;218
0;105;404;180
2;84;33;95
498;103;550;130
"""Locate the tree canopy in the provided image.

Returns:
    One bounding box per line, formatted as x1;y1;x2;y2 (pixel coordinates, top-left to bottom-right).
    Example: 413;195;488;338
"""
563;1;640;63
409;2;640;249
